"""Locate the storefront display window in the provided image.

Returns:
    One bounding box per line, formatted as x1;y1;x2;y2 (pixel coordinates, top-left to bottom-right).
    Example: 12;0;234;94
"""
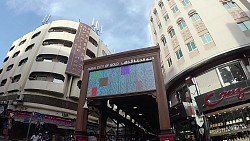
207;105;250;140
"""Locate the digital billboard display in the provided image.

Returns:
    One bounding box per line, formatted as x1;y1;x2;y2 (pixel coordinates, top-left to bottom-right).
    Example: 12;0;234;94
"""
87;61;156;97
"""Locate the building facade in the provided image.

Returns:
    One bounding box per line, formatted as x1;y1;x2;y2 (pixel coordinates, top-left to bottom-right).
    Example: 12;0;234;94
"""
0;20;110;139
149;0;250;140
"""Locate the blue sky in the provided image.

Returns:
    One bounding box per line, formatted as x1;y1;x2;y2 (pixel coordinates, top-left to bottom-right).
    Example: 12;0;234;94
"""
0;0;154;63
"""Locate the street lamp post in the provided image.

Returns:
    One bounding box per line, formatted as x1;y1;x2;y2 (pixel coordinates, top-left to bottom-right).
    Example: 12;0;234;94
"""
26;112;34;141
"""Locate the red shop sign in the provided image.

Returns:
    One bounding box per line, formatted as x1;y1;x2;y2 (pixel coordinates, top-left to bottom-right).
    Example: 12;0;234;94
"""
203;87;250;107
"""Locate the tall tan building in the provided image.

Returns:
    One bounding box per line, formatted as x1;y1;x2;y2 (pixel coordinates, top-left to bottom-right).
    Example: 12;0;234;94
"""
0;20;110;139
149;0;250;140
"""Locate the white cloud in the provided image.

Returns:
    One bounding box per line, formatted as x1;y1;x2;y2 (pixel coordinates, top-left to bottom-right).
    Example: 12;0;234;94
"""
5;0;154;53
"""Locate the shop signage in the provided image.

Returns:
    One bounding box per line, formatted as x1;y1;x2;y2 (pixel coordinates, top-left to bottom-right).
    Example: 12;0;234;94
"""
203;87;249;107
87;56;154;71
65;23;91;77
195;81;250;113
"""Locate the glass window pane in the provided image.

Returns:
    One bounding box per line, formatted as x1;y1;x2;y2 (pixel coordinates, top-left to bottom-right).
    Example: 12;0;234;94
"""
244;21;250;29
191;41;196;49
179;50;183;57
205;33;212;42
201;35;207;44
187;44;192;52
229;2;236;8
239;23;247;31
176;52;179;59
223;3;230;9
218;62;247;86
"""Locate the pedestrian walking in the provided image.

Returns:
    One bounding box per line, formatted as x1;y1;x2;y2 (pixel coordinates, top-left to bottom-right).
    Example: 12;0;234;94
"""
31;133;42;141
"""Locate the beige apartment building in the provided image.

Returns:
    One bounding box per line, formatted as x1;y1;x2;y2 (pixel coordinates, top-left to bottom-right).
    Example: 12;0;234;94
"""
149;0;250;140
0;20;110;139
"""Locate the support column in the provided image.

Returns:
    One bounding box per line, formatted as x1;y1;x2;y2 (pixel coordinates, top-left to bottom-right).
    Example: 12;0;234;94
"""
75;68;90;141
75;108;88;141
98;109;107;141
153;53;174;141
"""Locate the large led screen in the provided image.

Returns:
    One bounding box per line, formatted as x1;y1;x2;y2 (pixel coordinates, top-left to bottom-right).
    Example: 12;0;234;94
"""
87;61;156;97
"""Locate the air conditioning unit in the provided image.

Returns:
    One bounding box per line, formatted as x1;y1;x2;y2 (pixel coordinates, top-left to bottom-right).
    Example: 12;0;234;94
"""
16;94;24;101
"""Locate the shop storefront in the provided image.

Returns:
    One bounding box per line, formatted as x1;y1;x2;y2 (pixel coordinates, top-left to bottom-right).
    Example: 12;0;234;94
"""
6;111;75;140
195;79;250;141
167;50;250;141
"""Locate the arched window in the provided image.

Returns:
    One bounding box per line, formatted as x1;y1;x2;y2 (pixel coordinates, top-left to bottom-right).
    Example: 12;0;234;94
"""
42;39;73;47
6;64;14;71
48;27;76;34
3;57;9;62
12;51;20;58
31;31;41;39
19;39;26;46
25;44;35;52
9;46;15;51
161;35;167;46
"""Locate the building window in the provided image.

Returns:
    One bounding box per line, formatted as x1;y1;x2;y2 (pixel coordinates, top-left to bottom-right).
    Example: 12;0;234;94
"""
42;39;73;47
153;9;158;15
190;13;200;22
48;27;76;34
150;17;153;23
167;58;172;67
218;62;247;87
6;64;14;71
29;72;65;83
36;54;68;64
154;30;157;36
178;20;187;30
9;46;15;51
171;5;179;14
25;44;35;52
0;79;7;86
18;58;28;66
238;20;250;31
12;51;20;58
164;14;169;22
175;49;183;60
31;31;41;39
186;41;197;52
86;49;96;58
223;1;237;9
89;36;98;47
77;80;82;89
182;0;190;6
53;76;64;83
11;74;21;83
0;69;2;74
168;28;176;38
161;36;167;46
18;39;26;46
158;22;162;29
200;33;213;44
3;57;9;63
158;1;164;9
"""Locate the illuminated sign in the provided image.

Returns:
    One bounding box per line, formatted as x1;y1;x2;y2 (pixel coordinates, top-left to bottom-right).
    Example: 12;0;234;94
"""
87;61;156;97
203;87;249;107
195;81;250;113
66;23;91;77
